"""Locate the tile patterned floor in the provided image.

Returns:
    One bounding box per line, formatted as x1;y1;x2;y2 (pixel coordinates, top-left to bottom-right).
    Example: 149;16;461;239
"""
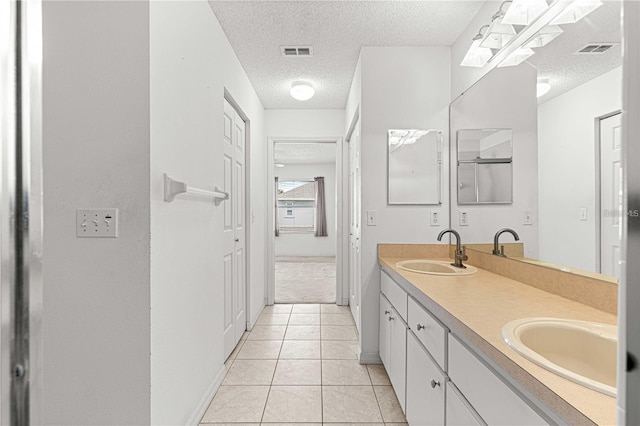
200;303;407;425
275;258;336;304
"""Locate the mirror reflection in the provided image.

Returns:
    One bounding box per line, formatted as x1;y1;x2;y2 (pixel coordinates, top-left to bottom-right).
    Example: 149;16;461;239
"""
450;1;621;282
457;129;513;204
388;129;442;205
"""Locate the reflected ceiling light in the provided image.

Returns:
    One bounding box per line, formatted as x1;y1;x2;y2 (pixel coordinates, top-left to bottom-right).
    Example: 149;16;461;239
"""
290;81;315;101
480;2;517;49
274;163;285;168
497;47;535;67
524;25;563;48
537;78;551;97
551;0;602;25
461;25;493;68
388;129;428;147
502;0;548;25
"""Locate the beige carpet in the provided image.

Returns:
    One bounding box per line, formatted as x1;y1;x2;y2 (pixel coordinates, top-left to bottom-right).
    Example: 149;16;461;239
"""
275;256;336;303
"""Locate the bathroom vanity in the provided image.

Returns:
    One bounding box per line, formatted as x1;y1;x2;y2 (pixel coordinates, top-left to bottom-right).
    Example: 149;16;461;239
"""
377;244;617;425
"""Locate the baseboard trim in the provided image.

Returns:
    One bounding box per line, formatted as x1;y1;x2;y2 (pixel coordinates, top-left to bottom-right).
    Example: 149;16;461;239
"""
249;302;265;331
359;351;382;364
186;363;226;425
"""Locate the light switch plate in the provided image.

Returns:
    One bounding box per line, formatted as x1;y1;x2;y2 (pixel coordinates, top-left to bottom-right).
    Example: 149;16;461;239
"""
367;210;376;226
523;209;533;226
77;209;118;238
579;207;588;221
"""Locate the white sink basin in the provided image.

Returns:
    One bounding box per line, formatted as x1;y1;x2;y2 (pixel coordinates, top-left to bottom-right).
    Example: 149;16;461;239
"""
396;259;477;276
502;317;617;396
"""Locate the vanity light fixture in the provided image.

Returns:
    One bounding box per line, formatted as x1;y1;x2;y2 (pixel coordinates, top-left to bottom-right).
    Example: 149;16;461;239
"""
551;0;603;25
536;78;551;97
502;0;547;26
460;25;493;68
290;81;315;101
497;47;535;67
480;1;516;49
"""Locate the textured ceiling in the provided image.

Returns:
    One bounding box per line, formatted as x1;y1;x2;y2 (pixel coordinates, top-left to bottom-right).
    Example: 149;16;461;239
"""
209;0;485;109
529;1;621;102
275;142;336;165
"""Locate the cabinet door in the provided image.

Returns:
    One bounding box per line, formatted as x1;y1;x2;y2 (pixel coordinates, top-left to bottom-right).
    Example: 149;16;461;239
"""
406;331;445;425
379;294;391;367
446;382;485;426
389;307;408;413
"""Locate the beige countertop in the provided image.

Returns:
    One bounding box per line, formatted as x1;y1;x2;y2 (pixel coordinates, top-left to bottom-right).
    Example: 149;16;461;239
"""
378;254;617;426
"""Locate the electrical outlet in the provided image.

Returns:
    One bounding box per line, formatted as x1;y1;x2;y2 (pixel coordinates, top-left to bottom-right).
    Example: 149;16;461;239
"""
367;210;376;226
430;210;440;227
579;207;588;221
523;209;533;226
459;211;469;226
77;209;118;238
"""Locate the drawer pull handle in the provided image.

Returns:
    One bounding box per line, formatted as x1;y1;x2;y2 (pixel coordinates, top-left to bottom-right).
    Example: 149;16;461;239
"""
416;324;425;330
384;310;391;315
430;379;440;389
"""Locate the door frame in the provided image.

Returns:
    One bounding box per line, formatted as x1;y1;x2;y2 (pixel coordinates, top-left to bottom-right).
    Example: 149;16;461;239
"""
594;110;622;274
266;137;346;305
223;90;251;332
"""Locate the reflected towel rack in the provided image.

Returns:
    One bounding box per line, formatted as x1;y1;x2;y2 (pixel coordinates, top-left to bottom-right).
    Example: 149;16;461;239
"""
164;173;229;205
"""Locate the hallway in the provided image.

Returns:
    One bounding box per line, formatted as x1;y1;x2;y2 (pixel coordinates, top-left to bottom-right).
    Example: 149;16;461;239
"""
200;304;406;424
275;257;336;303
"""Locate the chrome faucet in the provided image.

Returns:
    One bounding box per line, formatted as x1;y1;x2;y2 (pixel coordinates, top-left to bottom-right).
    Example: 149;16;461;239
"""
493;228;520;257
437;228;468;269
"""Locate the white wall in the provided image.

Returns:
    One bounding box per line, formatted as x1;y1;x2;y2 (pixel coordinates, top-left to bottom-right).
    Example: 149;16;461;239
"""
266;109;344;138
276;163;337;257
356;47;452;361
538;67;622;271
150;1;266;424
450;64;539;258
42;2;151;424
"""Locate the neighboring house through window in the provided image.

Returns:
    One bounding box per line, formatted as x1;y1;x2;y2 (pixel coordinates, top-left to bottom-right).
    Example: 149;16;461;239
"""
277;179;315;233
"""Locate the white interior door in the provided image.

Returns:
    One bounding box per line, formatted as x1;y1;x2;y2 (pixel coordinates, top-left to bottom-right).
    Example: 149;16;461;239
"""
348;127;361;331
223;99;247;359
600;113;622;278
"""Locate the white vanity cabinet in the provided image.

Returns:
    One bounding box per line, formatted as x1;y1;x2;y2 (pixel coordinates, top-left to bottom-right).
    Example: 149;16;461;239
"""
379;269;551;426
406;330;446;425
380;272;408;412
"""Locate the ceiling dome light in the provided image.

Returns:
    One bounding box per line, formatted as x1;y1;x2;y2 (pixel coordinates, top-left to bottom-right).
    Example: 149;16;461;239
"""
290;81;315;101
537;78;551;97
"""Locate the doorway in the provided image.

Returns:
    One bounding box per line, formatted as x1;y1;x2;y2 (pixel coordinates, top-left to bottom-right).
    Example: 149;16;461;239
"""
273;142;337;303
267;139;345;305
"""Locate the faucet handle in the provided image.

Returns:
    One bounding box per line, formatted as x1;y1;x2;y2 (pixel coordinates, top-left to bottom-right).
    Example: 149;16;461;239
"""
500;245;505;256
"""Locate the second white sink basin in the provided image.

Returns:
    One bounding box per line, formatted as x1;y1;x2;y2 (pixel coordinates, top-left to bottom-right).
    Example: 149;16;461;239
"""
396;259;477;276
502;317;617;396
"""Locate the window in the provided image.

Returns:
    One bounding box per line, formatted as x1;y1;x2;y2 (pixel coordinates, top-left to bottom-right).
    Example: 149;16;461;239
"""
277;179;315;233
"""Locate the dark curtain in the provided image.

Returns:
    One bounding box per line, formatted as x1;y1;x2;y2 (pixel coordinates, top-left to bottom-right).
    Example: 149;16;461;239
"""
314;177;328;237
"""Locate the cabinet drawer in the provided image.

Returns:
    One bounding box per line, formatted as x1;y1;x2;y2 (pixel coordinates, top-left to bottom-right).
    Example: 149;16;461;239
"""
381;271;407;321
408;296;447;370
446;382;485;426
448;335;549;426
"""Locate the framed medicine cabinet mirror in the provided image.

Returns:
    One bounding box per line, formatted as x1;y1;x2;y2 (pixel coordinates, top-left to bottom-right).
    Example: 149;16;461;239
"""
388;129;443;205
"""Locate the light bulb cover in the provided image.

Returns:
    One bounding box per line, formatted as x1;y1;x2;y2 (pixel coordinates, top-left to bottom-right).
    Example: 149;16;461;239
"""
461;39;493;67
537;78;551;97
524;25;563;48
290;81;315;101
551;0;603;25
497;47;535;67
502;0;548;25
480;17;516;49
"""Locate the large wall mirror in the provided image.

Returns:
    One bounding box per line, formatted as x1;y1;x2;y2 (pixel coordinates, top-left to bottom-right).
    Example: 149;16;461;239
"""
388;129;443;205
450;1;622;282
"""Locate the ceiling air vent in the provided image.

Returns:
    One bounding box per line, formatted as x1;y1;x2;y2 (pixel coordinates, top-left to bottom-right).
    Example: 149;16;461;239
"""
575;43;618;54
280;46;313;57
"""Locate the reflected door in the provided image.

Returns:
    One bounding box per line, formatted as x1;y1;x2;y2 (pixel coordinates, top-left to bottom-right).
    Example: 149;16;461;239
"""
223;99;247;359
600;113;622;278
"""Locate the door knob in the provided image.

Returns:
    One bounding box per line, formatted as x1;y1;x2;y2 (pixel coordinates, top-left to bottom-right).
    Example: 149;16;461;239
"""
416;324;425;330
235;238;239;242
384;310;391;315
430;379;440;388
